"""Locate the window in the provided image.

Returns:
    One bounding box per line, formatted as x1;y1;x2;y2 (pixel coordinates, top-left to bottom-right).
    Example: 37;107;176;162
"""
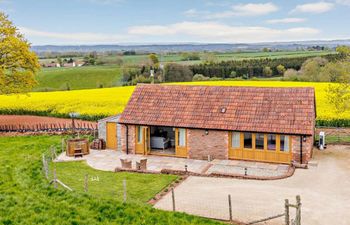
280;135;290;152
255;134;264;150
267;134;276;151
231;132;241;148
244;133;253;149
137;126;142;143
178;128;186;147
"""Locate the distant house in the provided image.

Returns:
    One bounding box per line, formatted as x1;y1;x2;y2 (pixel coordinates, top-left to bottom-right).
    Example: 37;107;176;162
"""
42;62;60;68
63;62;76;67
75;61;85;67
107;84;316;165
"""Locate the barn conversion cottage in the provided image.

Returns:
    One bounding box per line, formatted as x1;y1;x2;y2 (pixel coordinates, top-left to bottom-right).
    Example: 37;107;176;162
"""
106;84;316;165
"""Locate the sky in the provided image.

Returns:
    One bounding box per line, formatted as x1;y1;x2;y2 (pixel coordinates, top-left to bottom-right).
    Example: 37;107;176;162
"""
1;0;350;45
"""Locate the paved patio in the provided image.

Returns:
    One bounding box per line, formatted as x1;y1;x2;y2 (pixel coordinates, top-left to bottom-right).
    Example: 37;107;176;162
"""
55;149;291;178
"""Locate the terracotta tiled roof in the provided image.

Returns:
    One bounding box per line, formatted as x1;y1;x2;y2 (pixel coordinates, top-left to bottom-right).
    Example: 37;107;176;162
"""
118;84;316;135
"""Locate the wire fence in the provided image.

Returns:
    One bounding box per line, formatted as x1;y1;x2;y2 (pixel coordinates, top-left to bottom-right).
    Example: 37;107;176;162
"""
0;122;97;133
158;188;302;225
41;140;148;205
41;138;305;224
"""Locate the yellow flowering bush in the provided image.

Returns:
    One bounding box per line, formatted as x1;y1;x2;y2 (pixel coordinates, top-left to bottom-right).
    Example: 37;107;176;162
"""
0;81;348;126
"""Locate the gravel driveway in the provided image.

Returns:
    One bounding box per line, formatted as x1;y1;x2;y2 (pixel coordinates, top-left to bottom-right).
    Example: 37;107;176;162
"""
155;146;350;225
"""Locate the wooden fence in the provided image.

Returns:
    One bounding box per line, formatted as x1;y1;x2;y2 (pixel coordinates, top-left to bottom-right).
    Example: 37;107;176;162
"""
0;122;97;132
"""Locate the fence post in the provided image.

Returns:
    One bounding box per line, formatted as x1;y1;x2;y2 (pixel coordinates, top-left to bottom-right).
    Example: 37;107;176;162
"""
84;174;88;192
228;194;233;223
285;199;290;225
53;168;57;189
42;154;48;179
62;138;65;153
123;179;127;203
171;188;176;212
296;195;301;225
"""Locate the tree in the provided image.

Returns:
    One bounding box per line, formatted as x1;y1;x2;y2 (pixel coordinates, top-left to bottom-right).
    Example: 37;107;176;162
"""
149;53;159;65
263;66;273;77
276;64;286;75
202;53;217;64
164;63;193;82
283;69;300;81
0;12;40;94
336;45;350;59
300;57;328;81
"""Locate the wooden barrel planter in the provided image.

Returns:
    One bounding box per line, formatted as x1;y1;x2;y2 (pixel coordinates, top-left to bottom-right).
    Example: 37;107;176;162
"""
66;138;89;157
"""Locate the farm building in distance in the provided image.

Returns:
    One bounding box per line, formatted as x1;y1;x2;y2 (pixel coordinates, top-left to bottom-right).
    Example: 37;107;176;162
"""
103;84;316;165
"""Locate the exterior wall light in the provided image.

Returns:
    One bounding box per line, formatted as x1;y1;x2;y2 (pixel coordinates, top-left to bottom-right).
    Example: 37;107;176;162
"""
205;130;209;135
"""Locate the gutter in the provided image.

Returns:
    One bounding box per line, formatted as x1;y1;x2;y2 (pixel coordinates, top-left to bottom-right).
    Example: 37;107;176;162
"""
126;125;129;155
300;135;303;164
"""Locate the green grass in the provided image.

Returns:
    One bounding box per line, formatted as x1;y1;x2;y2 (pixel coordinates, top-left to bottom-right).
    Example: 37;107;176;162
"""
52;160;177;204
0;135;223;225
34;65;122;91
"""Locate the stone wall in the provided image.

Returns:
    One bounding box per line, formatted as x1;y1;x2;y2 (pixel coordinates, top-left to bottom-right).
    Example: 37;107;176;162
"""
97;115;121;150
291;135;314;164
187;129;229;160
120;124;136;154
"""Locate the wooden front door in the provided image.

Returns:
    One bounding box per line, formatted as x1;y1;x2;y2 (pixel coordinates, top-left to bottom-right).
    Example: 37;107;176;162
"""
106;122;117;149
175;128;188;157
135;125;150;155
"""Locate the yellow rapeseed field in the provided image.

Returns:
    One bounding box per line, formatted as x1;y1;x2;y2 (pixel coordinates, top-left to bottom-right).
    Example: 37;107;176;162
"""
0;81;348;125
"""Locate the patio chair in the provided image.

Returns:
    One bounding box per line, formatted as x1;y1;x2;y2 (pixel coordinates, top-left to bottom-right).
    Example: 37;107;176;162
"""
136;159;147;171
120;158;132;169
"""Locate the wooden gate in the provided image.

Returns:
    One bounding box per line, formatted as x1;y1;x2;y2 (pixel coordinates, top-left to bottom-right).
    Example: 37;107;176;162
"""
106;122;117;149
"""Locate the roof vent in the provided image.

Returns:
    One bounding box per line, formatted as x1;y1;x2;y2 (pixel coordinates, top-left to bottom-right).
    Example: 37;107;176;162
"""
220;107;227;113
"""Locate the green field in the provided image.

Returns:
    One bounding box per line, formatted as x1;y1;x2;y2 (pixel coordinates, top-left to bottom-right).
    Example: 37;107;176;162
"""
34;65;122;91
0;135;222;225
34;50;336;92
214;50;336;60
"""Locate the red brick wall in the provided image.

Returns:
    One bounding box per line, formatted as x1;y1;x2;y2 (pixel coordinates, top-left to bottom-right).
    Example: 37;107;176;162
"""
120;124;136;154
187;129;229;160
291;135;314;164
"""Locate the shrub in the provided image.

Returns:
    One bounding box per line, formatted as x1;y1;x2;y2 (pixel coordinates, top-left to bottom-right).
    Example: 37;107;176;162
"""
192;74;209;81
283;69;300;81
164;63;193;82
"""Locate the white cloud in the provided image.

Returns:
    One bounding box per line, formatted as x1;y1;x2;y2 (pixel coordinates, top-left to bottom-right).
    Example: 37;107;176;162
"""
266;17;306;24
336;0;350;6
19;21;322;44
128;21;320;43
18;27;129;44
79;0;124;5
207;2;278;19
184;9;209;17
291;2;334;14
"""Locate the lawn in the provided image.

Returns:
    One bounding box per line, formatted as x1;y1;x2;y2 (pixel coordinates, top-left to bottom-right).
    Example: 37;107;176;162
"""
0;135;222;225
34;65;122;91
52;160;177;204
0;81;348;126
